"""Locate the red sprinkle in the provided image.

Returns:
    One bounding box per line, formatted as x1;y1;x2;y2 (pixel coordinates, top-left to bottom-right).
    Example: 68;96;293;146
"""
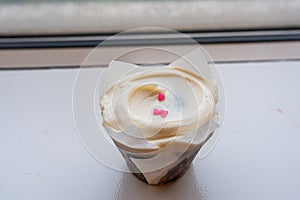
153;108;168;118
158;92;165;101
153;108;161;115
160;110;168;118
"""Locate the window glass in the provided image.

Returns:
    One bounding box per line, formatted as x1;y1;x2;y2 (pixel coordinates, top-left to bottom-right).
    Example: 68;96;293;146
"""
0;0;299;35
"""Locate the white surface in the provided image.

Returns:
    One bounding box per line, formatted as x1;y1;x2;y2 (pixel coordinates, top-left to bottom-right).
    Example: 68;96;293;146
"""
0;61;300;200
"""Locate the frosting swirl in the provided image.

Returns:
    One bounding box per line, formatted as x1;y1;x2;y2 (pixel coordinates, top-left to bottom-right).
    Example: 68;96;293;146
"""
100;66;217;150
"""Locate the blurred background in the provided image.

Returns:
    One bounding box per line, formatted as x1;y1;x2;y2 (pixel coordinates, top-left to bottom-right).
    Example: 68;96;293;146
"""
1;0;300;67
0;0;300;35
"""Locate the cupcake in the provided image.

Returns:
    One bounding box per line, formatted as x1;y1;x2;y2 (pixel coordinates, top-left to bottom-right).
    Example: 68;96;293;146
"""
100;62;218;185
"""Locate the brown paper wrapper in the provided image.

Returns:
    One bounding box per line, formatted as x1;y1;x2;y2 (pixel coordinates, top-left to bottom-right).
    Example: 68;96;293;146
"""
112;131;213;185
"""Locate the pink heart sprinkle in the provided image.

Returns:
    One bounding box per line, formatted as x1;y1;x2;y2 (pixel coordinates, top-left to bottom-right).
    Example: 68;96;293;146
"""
158;92;165;101
160;110;168;118
153;108;161;115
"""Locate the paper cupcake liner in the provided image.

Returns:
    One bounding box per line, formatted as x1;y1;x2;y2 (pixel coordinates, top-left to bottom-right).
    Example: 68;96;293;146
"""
115;131;214;185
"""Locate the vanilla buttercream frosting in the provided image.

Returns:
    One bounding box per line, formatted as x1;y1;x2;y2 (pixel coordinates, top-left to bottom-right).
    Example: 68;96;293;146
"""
100;66;217;151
